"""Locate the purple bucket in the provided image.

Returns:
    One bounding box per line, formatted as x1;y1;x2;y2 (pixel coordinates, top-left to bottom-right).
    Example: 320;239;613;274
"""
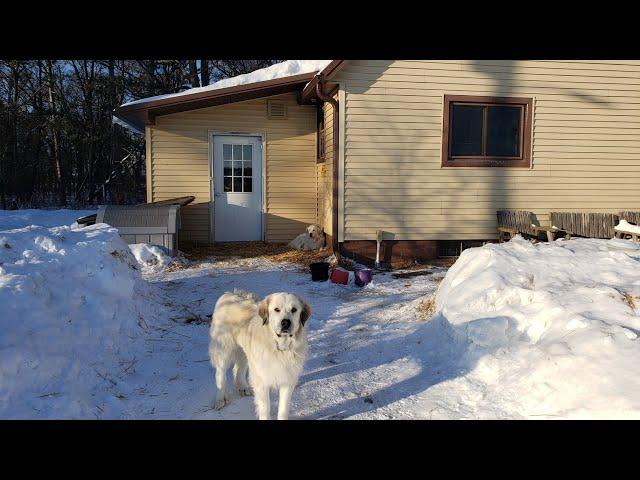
354;268;373;287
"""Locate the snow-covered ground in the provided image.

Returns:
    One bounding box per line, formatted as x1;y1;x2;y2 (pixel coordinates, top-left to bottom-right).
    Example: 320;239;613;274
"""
2;210;640;419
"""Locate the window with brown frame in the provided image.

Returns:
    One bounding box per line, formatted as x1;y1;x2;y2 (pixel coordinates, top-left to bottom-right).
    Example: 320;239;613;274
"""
317;104;325;163
441;95;532;168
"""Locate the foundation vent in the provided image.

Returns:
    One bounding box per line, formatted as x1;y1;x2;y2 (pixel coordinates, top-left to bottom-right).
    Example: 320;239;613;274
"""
267;100;287;119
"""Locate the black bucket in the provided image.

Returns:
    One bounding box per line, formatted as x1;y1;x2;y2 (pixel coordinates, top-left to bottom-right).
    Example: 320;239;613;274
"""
310;262;330;281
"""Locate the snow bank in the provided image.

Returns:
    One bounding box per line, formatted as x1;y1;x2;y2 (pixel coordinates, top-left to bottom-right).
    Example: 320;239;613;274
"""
0;208;95;230
435;236;640;418
121;60;332;107
128;243;172;271
0;221;152;418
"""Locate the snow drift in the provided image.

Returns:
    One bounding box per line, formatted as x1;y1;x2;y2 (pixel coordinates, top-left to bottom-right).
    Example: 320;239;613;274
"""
0;221;153;418
128;243;172;271
434;236;640;418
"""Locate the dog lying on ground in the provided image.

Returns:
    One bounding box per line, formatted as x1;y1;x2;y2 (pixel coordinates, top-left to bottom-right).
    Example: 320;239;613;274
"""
289;224;325;251
209;290;312;420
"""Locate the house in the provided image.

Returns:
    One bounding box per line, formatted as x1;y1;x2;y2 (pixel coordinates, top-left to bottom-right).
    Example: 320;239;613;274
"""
113;60;640;264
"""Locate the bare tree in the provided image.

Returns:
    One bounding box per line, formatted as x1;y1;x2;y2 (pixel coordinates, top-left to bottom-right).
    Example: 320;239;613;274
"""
46;60;65;205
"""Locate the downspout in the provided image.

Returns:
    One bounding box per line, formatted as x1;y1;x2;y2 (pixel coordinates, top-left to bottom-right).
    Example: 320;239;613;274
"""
315;78;341;260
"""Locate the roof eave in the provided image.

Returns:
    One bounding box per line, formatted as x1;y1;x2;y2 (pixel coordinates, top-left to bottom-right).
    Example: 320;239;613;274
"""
113;71;318;130
300;60;348;104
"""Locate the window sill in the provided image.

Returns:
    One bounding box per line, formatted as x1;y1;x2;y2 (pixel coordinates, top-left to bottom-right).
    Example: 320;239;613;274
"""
442;158;531;168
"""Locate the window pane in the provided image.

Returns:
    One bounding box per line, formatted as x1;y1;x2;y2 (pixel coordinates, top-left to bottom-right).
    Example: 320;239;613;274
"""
243;177;252;192
243;161;252;177
450;105;483;156
487;106;521;157
233;177;242;192
233;161;242;176
233;144;243;160
223;144;232;160
223;177;232;192
243;145;252;161
223;161;232;176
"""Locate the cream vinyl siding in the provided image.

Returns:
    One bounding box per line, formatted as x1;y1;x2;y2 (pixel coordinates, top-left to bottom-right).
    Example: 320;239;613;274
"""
317;96;335;236
333;60;640;241
148;92;317;243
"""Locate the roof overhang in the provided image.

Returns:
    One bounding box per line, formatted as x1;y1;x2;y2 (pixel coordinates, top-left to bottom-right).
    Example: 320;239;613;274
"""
113;71;318;132
113;61;348;131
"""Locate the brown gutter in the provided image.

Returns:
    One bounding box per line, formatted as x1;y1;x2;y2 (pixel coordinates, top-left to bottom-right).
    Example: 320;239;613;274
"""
300;60;348;104
315;78;340;259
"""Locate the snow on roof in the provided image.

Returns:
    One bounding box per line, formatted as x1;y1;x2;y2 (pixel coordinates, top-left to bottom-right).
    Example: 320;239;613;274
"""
111;114;144;135
120;60;332;108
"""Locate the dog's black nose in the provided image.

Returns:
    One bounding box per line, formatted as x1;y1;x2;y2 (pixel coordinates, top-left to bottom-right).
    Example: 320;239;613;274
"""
281;319;291;330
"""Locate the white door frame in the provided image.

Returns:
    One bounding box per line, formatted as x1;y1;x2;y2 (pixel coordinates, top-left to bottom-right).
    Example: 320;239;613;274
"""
209;131;266;242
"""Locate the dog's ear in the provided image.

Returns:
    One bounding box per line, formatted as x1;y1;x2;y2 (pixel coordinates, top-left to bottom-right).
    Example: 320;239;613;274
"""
258;295;271;325
300;298;312;327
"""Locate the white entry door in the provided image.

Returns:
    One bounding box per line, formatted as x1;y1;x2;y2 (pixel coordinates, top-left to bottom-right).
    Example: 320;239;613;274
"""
212;135;263;241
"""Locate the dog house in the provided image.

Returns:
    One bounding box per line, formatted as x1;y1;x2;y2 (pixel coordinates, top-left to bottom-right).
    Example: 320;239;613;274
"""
96;204;181;255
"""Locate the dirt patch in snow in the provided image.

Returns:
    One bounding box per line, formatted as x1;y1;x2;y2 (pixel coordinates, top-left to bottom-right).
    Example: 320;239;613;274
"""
415;294;437;320
183;242;335;269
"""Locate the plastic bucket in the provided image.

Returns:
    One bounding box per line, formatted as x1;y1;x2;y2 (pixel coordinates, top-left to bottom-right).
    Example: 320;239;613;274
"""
330;268;350;285
310;262;330;281
354;268;373;287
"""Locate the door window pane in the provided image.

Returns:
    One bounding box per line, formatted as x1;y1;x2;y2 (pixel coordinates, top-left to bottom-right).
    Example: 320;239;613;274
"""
450;105;483;156
487;106;521;157
233;177;242;192
243;144;252;161
223;144;232;160
223;177;232;192
223;161;232;176
243;161;252;176
243;177;252;192
233;144;243;160
233;161;242;176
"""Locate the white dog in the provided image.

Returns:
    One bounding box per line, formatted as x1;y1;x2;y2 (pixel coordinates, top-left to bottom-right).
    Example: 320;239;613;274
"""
209;290;312;420
289;224;325;251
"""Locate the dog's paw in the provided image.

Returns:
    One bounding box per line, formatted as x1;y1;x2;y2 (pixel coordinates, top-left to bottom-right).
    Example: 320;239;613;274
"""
214;395;229;410
238;386;252;397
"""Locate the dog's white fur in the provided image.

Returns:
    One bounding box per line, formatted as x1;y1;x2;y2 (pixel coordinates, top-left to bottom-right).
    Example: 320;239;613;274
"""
289;224;325;251
209;290;311;420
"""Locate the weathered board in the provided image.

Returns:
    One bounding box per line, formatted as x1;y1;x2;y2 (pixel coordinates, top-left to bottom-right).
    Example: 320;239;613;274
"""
550;212;619;239
496;210;535;236
619;211;640;225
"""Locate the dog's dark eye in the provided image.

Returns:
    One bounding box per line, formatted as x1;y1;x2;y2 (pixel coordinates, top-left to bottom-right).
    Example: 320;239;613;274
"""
274;308;280;313
291;307;297;313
